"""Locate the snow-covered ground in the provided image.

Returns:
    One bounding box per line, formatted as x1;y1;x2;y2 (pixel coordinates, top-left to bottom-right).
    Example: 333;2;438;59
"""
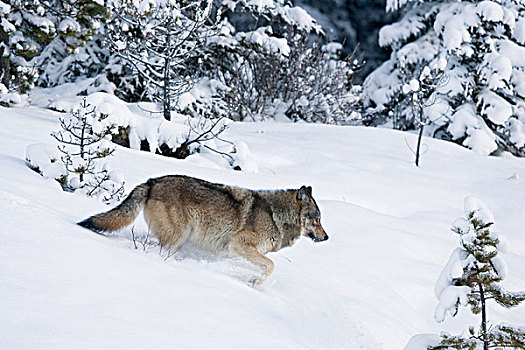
1;106;525;349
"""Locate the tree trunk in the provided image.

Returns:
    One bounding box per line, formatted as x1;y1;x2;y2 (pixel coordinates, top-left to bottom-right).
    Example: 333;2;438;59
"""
162;94;171;121
79;116;87;183
415;122;424;167
162;30;171;121
162;67;171;121
478;281;489;350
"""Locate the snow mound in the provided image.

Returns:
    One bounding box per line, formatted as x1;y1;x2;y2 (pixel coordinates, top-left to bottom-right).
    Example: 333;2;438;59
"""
464;195;494;224
25;143;67;180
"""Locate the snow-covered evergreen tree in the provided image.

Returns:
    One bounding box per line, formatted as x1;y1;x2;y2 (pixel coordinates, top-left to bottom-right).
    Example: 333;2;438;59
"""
432;196;525;349
0;0;54;104
36;0;109;87
106;53;151;102
0;1;17;104
52;98;125;204
0;0;107;102
364;0;525;156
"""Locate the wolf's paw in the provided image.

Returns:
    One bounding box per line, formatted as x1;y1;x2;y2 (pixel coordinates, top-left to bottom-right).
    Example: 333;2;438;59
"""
247;273;273;288
247;277;260;287
247;273;264;287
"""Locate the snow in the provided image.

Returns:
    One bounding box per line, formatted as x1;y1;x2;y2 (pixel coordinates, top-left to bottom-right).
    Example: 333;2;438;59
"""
515;17;525;44
397;35;440;64
284;6;318;32
423;97;449;124
26;13;55;35
478;89;513;126
0;1;10;15
1;16;15;33
0;87;22;105
463;127;498;155
58;18;81;34
178;91;197;110
236;27;291;56
404;334;441;350
135;0;156;14
497;234;510;253
178;77;229;112
452;218;470;235
409;79;420;92
447;103;478;140
386;0;410;12
25;143;67;180
492;255;508;279
434;285;471;322
477;1;504;22
496;39;525;68
379;16;427;48
509;118;525;149
247;0;275;10
464;195;495;224
323;42;343;54
2;105;525;349
232;141;258;173
362;60;399;110
420;66;432;79
436;57;447;71
434;248;465;300
480;53;512;90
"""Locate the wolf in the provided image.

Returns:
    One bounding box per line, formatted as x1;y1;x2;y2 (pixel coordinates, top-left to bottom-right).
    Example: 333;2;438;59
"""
78;175;328;284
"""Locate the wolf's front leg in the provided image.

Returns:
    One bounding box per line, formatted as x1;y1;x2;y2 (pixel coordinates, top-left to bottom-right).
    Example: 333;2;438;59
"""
229;241;275;285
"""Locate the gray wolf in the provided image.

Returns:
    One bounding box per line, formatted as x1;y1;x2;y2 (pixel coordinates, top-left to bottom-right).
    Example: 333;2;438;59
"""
78;175;328;284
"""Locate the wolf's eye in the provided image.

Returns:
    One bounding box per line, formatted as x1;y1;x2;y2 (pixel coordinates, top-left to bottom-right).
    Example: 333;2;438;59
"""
307;212;316;219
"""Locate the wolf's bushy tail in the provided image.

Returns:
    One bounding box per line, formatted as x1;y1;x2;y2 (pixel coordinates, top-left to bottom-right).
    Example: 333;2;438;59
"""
78;181;151;232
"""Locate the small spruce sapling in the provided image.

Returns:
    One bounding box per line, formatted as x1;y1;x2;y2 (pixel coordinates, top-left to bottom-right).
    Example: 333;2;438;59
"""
52;98;125;203
400;58;447;167
432;196;525;350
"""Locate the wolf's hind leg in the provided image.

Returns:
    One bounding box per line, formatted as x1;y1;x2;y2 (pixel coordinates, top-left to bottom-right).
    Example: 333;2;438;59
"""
144;200;189;251
229;240;275;285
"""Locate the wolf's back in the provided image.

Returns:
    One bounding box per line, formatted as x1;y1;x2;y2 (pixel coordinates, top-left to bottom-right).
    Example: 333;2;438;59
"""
78;181;151;232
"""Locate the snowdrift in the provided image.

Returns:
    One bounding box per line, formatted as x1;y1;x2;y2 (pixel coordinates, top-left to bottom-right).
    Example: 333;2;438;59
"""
1;106;525;349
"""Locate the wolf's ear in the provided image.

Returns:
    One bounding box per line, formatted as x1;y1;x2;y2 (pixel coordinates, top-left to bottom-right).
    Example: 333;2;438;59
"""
306;186;312;196
297;185;311;203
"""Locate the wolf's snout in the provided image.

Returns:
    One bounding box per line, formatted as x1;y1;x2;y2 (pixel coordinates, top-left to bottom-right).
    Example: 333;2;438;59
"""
313;235;328;242
317;227;329;242
316;232;329;242
307;229;329;242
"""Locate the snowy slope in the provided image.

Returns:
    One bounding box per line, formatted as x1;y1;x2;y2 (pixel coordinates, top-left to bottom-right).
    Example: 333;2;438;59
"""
1;106;525;349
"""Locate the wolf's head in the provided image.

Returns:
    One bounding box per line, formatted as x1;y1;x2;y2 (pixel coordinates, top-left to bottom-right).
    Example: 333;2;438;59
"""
297;186;329;243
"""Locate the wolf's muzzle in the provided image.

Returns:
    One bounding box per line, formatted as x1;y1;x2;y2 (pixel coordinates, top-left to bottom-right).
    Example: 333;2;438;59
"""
307;231;329;242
